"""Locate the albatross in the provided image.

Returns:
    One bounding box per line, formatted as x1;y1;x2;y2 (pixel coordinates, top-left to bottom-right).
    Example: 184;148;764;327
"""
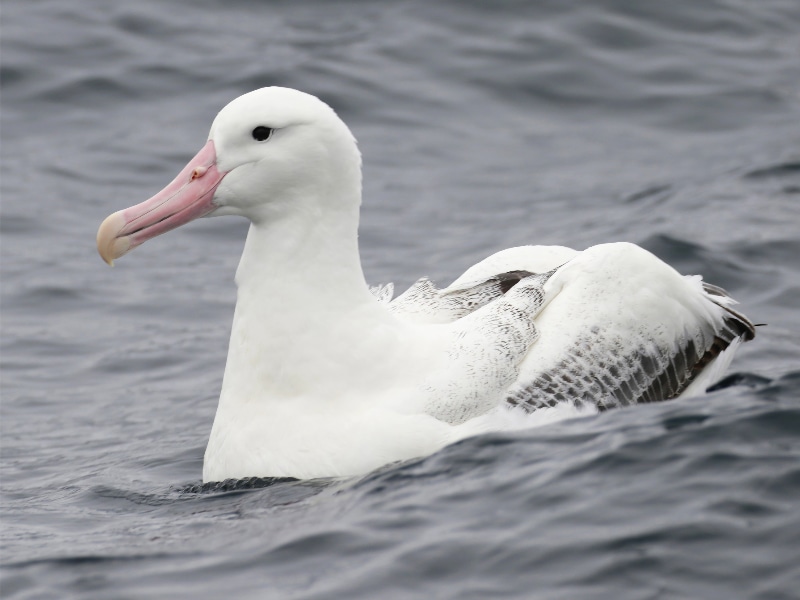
96;87;755;482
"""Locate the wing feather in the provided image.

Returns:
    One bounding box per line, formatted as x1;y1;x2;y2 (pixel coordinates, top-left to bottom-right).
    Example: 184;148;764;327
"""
504;244;756;412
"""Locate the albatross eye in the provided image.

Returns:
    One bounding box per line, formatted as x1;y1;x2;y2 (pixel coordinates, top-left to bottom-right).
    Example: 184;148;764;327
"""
252;126;273;142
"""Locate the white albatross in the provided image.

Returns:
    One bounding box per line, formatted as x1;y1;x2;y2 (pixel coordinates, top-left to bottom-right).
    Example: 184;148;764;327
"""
96;87;755;482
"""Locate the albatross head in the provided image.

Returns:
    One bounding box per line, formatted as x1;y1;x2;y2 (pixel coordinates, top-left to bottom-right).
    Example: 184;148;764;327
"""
96;87;361;265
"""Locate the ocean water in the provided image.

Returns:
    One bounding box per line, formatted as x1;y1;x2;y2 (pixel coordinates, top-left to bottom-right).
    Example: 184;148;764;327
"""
2;0;800;598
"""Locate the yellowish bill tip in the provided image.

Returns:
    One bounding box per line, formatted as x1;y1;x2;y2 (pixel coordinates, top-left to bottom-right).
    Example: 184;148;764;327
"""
96;212;130;266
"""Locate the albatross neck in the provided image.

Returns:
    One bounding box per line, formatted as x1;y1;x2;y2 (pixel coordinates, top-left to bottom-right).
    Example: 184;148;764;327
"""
234;199;372;309
217;189;394;403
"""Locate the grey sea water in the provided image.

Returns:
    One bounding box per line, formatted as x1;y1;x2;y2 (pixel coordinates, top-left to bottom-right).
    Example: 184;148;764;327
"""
2;0;800;598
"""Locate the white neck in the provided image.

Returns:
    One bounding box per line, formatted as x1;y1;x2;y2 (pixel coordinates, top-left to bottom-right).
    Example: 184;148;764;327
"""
238;198;369;304
218;190;395;407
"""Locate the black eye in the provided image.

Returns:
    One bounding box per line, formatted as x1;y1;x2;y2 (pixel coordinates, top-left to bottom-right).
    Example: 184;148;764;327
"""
252;126;273;141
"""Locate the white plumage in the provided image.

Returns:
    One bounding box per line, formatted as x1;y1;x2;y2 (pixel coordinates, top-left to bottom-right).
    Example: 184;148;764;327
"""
96;87;755;482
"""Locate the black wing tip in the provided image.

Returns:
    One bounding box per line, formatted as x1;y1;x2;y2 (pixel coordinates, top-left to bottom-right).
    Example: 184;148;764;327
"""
701;282;757;342
701;282;730;297
724;314;756;342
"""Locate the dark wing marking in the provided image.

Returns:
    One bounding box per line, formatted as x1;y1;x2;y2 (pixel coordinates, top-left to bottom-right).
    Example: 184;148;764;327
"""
495;270;537;294
390;270;536;322
439;270;537;316
506;284;756;412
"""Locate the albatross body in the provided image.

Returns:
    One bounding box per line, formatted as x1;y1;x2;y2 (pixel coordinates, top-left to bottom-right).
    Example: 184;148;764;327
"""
97;87;755;482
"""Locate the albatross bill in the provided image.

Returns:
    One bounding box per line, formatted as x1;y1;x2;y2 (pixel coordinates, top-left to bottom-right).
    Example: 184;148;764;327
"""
96;140;226;265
